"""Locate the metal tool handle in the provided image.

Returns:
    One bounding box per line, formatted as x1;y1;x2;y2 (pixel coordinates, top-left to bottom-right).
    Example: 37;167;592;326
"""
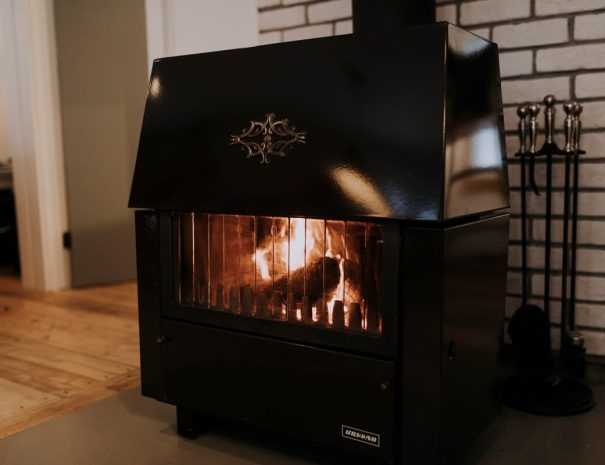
517;105;529;153
528;104;540;154
543;95;556;144
574;103;583;152
563;102;576;153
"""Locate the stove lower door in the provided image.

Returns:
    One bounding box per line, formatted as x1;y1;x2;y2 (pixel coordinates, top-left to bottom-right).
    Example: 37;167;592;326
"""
160;319;396;464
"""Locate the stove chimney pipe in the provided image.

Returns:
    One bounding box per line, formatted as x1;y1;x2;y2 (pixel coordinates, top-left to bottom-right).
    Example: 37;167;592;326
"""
352;0;436;33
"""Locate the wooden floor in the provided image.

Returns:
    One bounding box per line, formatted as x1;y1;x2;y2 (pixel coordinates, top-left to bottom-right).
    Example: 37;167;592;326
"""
0;274;140;439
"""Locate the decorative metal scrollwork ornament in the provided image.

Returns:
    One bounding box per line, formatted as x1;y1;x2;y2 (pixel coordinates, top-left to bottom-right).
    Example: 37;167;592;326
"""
230;113;306;164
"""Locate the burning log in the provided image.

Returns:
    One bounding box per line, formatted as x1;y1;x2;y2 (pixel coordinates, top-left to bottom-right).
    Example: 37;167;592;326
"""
271;291;284;319
214;284;225;310
302;296;312;322
349;303;362;331
256;293;269;318
241;286;254;315
332;300;345;330
229;287;240;313
257;256;340;307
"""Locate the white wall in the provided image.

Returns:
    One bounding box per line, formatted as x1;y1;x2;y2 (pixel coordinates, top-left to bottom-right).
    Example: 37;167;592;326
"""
0;0;70;290
145;0;258;71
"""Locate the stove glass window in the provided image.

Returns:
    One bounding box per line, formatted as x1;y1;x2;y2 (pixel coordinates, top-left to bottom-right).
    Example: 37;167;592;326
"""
176;213;382;335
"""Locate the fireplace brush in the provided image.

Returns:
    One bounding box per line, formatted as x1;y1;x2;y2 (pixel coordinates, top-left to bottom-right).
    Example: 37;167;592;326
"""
504;95;594;416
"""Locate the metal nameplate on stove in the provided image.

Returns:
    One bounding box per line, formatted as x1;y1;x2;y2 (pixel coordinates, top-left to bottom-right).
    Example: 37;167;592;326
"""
341;425;381;447
230;113;306;164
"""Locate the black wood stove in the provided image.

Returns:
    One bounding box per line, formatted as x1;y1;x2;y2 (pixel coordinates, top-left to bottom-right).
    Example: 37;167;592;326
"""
129;15;510;465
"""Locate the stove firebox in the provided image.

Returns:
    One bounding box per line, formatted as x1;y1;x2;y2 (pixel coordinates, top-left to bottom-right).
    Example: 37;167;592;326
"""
130;23;510;465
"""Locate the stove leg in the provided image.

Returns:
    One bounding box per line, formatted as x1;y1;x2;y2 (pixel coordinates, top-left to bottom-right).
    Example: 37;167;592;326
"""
176;406;215;439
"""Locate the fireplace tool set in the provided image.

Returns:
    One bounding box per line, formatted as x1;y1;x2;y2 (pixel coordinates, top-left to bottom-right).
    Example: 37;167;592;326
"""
506;95;595;415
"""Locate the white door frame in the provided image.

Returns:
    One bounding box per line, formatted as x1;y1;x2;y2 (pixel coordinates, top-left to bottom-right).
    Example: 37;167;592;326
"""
0;0;70;290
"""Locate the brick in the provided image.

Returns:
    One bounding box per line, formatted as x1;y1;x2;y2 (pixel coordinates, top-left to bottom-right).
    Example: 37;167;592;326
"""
576;72;605;98
259;6;305;31
533;274;605;301
506;300;605;348
308;0;352;24
576;12;605;40
283;23;333;41
537;43;605;72
508;244;522;268
335;19;352;35
523;161;605;189
505;134;519;158
516;190;605;216
515;245;605;274
534;219;605;246
584;331;605;356
500;51;533;78
493;18;568;49
508;163;520;188
581;132;605;158
436;4;457;23
507;271;523;295
501;77;569;105
469;27;490;40
509;217;522;241
503;106;521;132
498;301;603;333
511;244;559;271
582;101;605;129
259;0;281;8
536;0;605;16
505;296;522;318
575;303;605;328
460;0;530;26
259;31;282;45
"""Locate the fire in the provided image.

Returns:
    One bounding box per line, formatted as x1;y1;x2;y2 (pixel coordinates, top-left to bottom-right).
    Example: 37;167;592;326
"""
178;213;381;334
253;217;349;327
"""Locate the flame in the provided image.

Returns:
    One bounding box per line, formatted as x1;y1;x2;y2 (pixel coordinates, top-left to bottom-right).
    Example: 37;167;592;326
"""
254;218;316;283
253;217;355;328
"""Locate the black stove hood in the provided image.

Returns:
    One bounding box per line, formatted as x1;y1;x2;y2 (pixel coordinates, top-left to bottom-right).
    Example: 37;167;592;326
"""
129;22;509;222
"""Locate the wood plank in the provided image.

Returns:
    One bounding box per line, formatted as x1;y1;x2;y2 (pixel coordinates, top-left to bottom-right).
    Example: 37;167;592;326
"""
0;370;141;439
0;274;141;438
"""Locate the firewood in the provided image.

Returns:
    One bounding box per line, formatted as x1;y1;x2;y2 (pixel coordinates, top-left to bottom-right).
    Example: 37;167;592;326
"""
241;286;254;315
349;303;362;331
257;256;340;306
332;300;345;330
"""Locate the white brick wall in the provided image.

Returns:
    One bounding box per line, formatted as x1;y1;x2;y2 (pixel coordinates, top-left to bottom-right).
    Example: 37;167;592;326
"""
460;0;530;26
257;0;605;356
537;43;605;72
307;0;351;23
335;19;352;35
259;6;306;31
576;72;605;98
501;76;570;104
536;0;605;16
499;51;533;78
436;4;457;23
283;23;333;41
575;12;605;40
492;18;568;49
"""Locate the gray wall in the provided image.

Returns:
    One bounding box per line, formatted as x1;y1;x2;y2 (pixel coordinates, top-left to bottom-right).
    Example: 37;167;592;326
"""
54;0;148;286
